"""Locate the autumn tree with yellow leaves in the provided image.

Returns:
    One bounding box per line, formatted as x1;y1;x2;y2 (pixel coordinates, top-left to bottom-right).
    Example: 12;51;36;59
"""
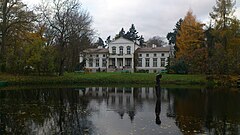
175;10;207;74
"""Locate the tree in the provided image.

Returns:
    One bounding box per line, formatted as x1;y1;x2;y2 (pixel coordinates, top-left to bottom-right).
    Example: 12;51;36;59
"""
210;0;236;50
147;36;166;47
115;28;125;39
176;10;205;59
175;10;207;74
125;24;140;42
167;19;183;56
0;0;36;72
96;37;105;48
210;0;236;30
115;24;144;47
105;36;111;46
211;0;236;47
208;0;238;74
167;19;183;45
38;0;93;76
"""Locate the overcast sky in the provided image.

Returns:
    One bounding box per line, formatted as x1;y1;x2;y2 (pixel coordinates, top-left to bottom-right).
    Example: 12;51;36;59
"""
23;0;240;40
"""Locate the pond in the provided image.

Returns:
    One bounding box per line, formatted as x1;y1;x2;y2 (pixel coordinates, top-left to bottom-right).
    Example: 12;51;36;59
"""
1;86;240;134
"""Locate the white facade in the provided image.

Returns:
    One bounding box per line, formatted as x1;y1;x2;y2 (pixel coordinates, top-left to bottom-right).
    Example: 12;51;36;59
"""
81;49;108;72
136;47;170;73
107;37;139;72
80;37;172;73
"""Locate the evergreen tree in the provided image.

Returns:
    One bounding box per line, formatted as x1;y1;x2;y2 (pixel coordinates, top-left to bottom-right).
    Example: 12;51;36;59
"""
115;24;144;46
105;36;111;46
125;24;139;42
115;28;125;39
119;28;125;37
210;0;236;30
167;19;183;56
210;0;235;50
209;0;237;74
96;37;106;48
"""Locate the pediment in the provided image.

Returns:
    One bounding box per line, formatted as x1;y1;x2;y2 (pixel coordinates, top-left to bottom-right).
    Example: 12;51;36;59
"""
110;37;134;44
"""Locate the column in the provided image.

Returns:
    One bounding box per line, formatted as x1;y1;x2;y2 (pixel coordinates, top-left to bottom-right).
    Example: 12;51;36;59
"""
131;57;134;70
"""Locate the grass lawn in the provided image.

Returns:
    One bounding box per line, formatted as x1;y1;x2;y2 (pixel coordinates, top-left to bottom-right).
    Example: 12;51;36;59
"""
0;72;208;86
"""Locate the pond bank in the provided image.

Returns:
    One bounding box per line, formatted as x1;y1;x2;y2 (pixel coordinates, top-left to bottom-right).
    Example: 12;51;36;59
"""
0;72;237;87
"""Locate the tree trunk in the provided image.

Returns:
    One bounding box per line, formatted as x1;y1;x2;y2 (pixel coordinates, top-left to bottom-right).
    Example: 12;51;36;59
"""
0;0;8;72
58;58;65;76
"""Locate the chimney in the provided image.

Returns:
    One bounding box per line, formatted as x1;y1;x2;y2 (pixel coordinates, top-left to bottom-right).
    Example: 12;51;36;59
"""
152;44;157;48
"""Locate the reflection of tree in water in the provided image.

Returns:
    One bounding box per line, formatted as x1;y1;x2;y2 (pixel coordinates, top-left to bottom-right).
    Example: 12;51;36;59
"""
166;88;240;135
204;89;240;135
0;88;95;134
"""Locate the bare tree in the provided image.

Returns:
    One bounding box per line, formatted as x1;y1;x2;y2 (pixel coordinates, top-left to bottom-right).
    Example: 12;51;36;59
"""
147;36;167;47
37;0;93;76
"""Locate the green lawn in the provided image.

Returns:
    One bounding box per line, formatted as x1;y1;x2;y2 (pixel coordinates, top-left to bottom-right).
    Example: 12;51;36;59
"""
0;72;208;86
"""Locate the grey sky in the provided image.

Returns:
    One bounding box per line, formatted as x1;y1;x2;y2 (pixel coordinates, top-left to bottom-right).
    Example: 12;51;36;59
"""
23;0;240;40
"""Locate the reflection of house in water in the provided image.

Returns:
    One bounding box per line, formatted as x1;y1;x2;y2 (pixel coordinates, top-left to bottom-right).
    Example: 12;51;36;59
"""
77;87;176;119
77;87;156;121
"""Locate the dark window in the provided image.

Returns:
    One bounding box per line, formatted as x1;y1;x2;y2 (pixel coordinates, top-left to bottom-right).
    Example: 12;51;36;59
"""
112;47;116;54
127;46;131;54
153;58;157;67
119;46;123;55
138;58;142;67
145;58;150;67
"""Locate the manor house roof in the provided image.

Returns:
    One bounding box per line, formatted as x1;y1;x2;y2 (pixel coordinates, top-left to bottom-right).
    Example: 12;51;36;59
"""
83;48;108;53
136;46;171;53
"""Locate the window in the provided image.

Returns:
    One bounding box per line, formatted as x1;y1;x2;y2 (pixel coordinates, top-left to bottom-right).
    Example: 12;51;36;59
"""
96;54;99;57
119;59;123;66
127;46;131;54
161;58;165;67
145;58;150;67
161;53;164;57
139;54;142;57
154;53;157;57
89;59;93;67
119;46;123;55
153;58;157;67
102;59;107;67
138;58;142;67
112;59;115;66
96;59;99;67
112;46;116;54
146;54;149;57
126;59;131;66
90;54;92;57
103;54;106;57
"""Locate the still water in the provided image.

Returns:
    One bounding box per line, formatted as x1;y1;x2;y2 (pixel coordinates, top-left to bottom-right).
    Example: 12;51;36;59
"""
1;86;240;135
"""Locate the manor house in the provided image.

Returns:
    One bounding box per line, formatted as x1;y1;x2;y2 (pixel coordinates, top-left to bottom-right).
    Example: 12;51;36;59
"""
79;37;173;73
